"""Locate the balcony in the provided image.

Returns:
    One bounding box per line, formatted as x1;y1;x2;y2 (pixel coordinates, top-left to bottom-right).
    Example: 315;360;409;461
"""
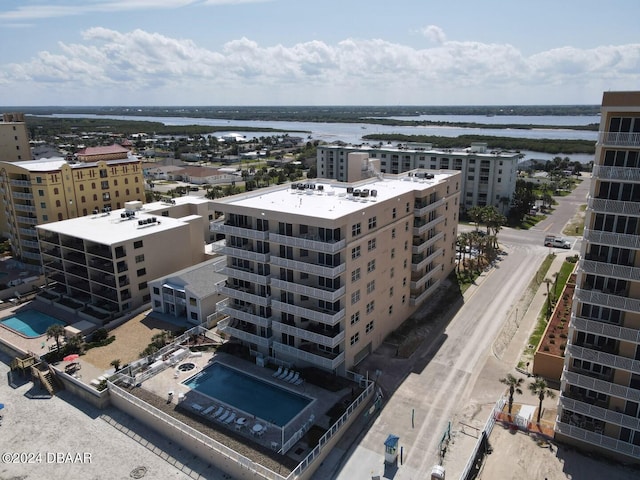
598;131;640;148
580;258;640;282
575;287;640;314
87;244;113;259
272;322;345;349
556;418;640;461
210;222;269;240
16;215;37;225
413;216;445;236
412;247;443;272
560;396;640;432
271;278;345;302
21;251;41;261
270;255;346;278
12;192;33;200
89;259;115;274
567;344;640;375
414;197;445;216
410;279;440;306
572;315;640;344
587;196;640;217
269;232;345;254
218;318;271;348
63;251;86;266
592;165;640;182
89;273;116;288
411;266;440;290
562;369;640;403
66;265;88;279
584;229;640;250
272;342;345;371
212;244;270;263
10;179;31;187
219;266;269;286
219;304;272;328
14;204;36;213
271;300;345;326
218;285;270;306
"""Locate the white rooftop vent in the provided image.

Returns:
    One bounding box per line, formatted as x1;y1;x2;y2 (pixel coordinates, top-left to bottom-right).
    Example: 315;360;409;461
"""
124;200;143;212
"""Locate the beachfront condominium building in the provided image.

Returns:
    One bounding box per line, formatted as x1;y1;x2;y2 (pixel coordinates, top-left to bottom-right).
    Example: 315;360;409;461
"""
317;143;519;213
210;171;460;374
0;149;144;265
556;91;640;464
36;198;213;323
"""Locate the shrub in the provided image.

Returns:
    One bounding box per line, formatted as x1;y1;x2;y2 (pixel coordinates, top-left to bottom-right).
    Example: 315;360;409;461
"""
92;328;109;342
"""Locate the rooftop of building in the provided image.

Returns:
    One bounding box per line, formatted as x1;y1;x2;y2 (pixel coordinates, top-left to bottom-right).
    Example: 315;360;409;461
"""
36;196;207;244
3;155;140;172
154;257;226;298
319;142;521;158
214;171;459;220
76;144;130;156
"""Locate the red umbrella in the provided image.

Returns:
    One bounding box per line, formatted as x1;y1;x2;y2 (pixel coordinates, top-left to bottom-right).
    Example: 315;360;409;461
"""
63;354;79;362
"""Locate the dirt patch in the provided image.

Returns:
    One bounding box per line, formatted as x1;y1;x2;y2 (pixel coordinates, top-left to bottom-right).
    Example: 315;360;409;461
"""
81;311;181;369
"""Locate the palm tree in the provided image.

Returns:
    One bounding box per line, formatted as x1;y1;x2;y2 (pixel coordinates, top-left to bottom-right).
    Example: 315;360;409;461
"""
499;373;524;415
528;378;556;423
46;324;65;353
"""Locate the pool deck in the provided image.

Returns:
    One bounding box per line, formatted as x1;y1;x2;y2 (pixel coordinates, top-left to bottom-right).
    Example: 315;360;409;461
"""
140;350;350;458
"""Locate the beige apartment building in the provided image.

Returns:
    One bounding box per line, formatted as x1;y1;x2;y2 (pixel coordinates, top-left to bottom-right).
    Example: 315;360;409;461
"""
0;152;144;265
0;112;31;162
36;198;213;322
211;171;460;374
556;91;640;464
317;143;519;213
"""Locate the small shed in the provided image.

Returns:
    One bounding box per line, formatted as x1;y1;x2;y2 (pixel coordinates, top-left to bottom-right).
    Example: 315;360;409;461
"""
64;320;97;338
384;434;399;464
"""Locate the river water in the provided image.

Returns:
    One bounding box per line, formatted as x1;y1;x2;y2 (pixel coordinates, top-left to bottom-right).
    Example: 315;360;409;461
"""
47;113;600;164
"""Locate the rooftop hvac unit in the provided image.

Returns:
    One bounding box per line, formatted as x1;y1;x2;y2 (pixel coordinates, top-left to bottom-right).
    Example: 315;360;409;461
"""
425;173;434;179
361;189;369;197
291;183;298;189
346;187;354;194
317;185;324;191
371;190;377;197
353;189;361;197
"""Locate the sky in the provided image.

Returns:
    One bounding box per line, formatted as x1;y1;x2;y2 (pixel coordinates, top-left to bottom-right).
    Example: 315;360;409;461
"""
0;0;639;106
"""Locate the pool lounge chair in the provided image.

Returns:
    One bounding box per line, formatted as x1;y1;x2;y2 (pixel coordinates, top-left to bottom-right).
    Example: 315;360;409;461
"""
288;372;300;384
191;403;204;412
277;368;289;380
224;412;236;425
202;405;216;415
283;370;295;382
294;376;304;386
218;410;231;422
211;406;225;418
272;366;283;378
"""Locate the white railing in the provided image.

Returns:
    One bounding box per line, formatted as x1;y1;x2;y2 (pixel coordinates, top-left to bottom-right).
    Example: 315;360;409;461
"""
583;229;640;250
219;266;270;285
598;131;640;147
556;420;640;460
218;286;270;306
270;278;345;302
269;233;346;254
571;316;640;343
108;382;285;480
587;196;640;216
413;216;445;236
270;255;346;278
562;369;640;403
579;259;640;282
575;288;640;314
271;300;345;326
272;342;345;370
218;318;272;348
410;279;441;306
560;396;640;431
592;165;640;182
410;266;440;290
219;305;272;328
210;222;269;240
567;344;640;374
212;245;271;263
272;322;345;348
414;197;446;216
411;247;443;272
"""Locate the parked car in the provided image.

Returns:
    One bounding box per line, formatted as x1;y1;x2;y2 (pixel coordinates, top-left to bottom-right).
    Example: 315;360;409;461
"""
544;235;571;249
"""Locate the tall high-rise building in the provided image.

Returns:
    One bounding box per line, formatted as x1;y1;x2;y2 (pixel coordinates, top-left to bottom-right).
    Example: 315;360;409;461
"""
0;113;31;162
556;91;640;463
211;171;460;374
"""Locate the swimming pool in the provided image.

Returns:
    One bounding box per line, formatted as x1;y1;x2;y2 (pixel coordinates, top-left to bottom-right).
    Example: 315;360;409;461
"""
0;310;65;338
183;363;312;427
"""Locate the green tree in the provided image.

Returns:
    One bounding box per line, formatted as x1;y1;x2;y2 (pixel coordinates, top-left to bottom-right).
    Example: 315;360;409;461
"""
528;378;556;423
46;324;65;353
467;206;483;230
499;374;524;416
110;359;122;371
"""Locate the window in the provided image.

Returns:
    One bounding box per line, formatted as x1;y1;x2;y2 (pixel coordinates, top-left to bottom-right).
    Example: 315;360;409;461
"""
350;333;360;345
135;254;145;263
352;223;361;236
153;287;160;295
350;311;360;325
388;305;393;314
391;248;395;259
390;267;395;278
404;259;408;269
391;228;396;239
136;268;146;276
79;184;84;191
392;208;397;219
55;200;61;207
367;238;376;251
38;189;44;197
366;320;374;333
351;290;360;305
351;268;361;282
366;301;375;314
367;259;376;273
351;246;361;259
404;240;408;251
403;277;407;287
406;202;410;213
40;202;46;208
190;312;199;321
368;216;377;229
402;295;406;304
134;240;143;249
405;221;409;231
367;280;375;294
138;281;147;290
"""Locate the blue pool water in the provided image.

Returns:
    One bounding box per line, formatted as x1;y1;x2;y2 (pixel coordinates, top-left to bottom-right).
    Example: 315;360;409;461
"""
0;310;65;338
183;363;312;426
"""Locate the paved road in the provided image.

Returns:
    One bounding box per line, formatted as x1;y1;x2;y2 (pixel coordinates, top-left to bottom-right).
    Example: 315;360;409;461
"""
313;177;592;479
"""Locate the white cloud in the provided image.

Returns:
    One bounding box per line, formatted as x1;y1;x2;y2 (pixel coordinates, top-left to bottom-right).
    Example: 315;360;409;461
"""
419;25;447;45
1;27;639;105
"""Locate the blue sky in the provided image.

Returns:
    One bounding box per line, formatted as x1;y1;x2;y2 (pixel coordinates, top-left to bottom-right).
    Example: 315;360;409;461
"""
0;0;639;106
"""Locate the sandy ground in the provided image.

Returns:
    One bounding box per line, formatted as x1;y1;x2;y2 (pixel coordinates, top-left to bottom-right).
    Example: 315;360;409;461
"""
80;311;182;369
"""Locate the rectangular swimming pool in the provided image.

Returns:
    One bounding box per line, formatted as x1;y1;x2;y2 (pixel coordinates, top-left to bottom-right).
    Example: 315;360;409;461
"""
183;363;312;427
0;310;65;338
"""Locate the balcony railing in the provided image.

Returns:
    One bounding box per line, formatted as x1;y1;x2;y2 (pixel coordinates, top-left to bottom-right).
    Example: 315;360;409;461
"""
587;196;640;217
411;265;440;290
271;300;345;326
14;204;36;213
272;322;345;349
556;420;640;460
217;318;271;348
572;315;640;344
598;131;640;147
219;266;270;286
218;285;270;306
412;247;443;272
575;287;640;314
410;279;441;306
567;344;640;375
413;216;445;236
414;197;445;216
210;222;269;240
272;342;345;371
218;304;272;328
584;229;640;250
592;165;640;182
580;258;640;282
16;215;37;225
12;192;33;200
268;233;345;254
562;369;640;403
212;244;270;263
560;395;640;431
10;179;30;187
270;256;346;278
270;278;345;302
